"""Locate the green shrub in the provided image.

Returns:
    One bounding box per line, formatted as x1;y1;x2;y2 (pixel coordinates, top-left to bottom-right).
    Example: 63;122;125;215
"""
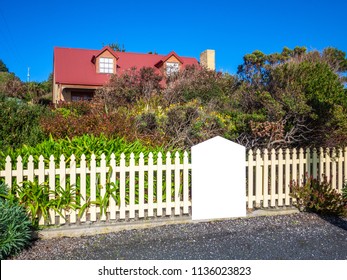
40;102;136;141
290;176;347;216
342;182;347;200
0;183;32;259
0;95;49;151
0;134;173;169
3;181;81;227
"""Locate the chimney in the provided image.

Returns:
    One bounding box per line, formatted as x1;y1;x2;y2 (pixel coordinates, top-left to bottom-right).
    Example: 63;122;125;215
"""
200;49;215;70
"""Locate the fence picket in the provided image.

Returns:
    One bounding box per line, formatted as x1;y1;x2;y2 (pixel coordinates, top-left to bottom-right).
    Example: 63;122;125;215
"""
278;149;284;206
183;151;189;214
299;148;304;182
270;149;276;207
292;148;297;184
109;154;117;220
119;153;126;220
319;148;324;181
157;152;163;216
59;155;66;225
100;154;107;221
148;152;154;217
89;154;97;222
255;149;262;207
263;149;269;208
27;156;33;182
338;149;343;192
79;154;87;222
312;149;318;179
305;148;312;177
49;155;56;225
129;153;136;219
139;153;145;218
174;152;181;215
38;155;45;225
247;149;254;208
285;149;290;206
332;148;337;190
15;156;23;187
38;155;45;185
165;152;172;216
69;154;77;224
5;156;12;187
326;148;331;181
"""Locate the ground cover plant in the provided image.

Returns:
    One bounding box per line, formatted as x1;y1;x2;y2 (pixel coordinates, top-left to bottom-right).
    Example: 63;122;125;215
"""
290;176;347;216
0;183;32;260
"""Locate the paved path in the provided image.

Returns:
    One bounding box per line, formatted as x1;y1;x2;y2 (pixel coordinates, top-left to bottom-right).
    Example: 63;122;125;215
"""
13;212;347;260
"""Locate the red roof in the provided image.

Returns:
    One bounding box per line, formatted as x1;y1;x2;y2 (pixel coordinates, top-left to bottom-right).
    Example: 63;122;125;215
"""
53;47;199;86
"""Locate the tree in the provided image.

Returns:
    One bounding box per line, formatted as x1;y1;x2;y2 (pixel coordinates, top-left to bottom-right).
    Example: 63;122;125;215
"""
0;59;9;72
93;67;162;113
235;47;347;149
0;72;26;98
108;42;126;52
164;65;235;106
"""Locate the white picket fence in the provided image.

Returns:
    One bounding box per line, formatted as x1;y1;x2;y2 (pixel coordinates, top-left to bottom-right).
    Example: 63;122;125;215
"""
0;152;191;226
0;146;346;226
246;147;347;209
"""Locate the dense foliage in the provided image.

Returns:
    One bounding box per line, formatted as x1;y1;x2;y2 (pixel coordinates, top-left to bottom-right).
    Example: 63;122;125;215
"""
0;134;173;169
0;95;49;151
0;183;32;259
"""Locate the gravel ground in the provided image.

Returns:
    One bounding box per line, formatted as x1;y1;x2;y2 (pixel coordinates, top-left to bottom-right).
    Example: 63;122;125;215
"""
10;212;347;260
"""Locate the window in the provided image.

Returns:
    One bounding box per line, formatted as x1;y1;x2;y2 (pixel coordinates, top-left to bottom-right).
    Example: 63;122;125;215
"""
99;57;114;73
166;62;179;76
71;91;94;101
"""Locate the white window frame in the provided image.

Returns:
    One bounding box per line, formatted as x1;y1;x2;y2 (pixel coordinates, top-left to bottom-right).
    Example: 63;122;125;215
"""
99;57;114;73
166;62;179;76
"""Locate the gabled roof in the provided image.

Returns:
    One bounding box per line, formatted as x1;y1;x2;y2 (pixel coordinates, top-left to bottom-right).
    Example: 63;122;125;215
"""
94;46;119;60
53;47;199;86
154;51;184;67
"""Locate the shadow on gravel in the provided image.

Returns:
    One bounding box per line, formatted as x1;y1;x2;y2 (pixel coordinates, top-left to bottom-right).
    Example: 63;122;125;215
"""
318;214;347;231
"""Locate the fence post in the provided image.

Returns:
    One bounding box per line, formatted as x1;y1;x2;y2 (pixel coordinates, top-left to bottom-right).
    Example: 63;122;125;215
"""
191;136;246;220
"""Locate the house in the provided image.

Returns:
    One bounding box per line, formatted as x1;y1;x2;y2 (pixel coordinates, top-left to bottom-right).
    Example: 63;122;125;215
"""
52;46;215;103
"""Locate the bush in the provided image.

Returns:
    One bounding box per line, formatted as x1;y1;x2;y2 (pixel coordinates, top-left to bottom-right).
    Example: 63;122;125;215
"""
342;183;347;200
0;183;32;259
0;95;49;150
40;102;136;140
0;134;170;169
290;176;347;216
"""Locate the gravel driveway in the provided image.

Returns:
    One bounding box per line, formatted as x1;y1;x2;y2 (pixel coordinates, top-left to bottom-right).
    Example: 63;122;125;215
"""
11;212;347;260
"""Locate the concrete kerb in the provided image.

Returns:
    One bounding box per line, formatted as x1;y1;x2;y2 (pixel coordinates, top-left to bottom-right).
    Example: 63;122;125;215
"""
38;208;300;239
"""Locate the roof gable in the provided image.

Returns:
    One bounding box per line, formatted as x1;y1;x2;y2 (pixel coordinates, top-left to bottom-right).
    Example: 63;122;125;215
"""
95;46;119;60
154;51;184;68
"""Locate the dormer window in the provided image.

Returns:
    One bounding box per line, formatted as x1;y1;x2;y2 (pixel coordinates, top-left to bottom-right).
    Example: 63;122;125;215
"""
99;57;114;73
166;62;179;76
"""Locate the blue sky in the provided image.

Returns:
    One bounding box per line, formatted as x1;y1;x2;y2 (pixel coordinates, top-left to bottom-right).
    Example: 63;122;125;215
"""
0;0;346;82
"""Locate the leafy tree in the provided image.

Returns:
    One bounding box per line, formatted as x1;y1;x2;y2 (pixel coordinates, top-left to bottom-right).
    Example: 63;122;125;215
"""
0;72;26;98
94;67;162;113
108;42;126;52
0;59;9;72
235;46;347;149
164;65;236;106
